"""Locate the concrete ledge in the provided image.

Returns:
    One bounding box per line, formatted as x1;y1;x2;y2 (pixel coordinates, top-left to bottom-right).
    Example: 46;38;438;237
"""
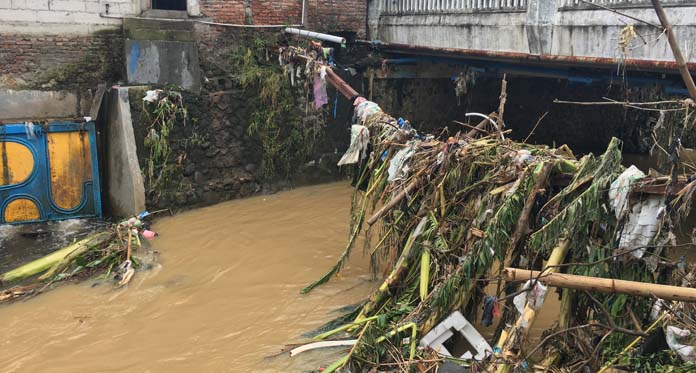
105;86;146;217
0;89;91;121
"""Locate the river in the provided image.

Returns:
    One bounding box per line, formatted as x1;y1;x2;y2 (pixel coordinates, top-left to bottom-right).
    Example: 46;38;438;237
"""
1;183;374;372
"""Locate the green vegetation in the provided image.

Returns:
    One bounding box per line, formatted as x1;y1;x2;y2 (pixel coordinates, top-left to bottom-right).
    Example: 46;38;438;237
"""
141;89;189;196
232;35;320;180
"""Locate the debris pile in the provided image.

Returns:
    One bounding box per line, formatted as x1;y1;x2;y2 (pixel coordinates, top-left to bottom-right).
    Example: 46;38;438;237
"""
282;47;696;372
0;212;158;303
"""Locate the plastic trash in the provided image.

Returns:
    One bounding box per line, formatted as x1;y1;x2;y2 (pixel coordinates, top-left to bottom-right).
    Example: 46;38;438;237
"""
609;166;664;258
513;149;534;165
617;195;665;258
513;280;548;315
142;230;157;240
388;142;417;182
665;325;696;362
143;89;164;103
313;74;328;109
337;125;370;166
609;165;646;218
419;311;492;361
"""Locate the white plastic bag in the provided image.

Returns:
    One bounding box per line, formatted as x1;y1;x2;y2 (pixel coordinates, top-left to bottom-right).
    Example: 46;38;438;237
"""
666;325;696;362
609;165;645;218
513;280;548;314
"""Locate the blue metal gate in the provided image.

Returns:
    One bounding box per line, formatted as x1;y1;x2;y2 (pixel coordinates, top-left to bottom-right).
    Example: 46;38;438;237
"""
0;122;102;224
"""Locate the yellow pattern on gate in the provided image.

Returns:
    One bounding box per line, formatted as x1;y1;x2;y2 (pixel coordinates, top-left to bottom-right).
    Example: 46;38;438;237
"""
0;141;34;186
47;131;93;210
4;198;40;223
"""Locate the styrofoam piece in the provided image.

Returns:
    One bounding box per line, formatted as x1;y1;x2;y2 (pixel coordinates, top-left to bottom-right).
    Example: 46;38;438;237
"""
419;311;492;361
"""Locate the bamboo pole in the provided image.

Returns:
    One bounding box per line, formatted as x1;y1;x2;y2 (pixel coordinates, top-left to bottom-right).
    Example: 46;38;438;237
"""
366;171;424;226
506;162;554;254
539;288;573;369
420;248;431;301
494;238;571;373
650;0;696;103
503;268;696;302
356;217;428;321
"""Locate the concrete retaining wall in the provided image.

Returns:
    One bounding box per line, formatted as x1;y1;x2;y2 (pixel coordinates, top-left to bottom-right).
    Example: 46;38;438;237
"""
105;86;146;217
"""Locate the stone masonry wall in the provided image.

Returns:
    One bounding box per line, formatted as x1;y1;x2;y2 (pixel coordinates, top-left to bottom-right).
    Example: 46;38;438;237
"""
124;25;357;210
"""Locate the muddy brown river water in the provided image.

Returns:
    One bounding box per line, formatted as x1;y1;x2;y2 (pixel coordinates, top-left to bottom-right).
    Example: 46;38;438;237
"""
1;183;376;372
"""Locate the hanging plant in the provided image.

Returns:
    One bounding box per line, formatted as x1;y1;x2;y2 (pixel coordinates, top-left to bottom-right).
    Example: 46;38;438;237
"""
142;88;188;194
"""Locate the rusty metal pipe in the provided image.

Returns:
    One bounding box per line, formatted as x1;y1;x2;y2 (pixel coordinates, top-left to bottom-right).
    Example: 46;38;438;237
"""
325;68;360;99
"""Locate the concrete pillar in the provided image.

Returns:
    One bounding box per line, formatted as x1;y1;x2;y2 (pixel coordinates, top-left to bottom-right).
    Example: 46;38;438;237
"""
368;0;384;40
526;0;557;55
105;86;146;218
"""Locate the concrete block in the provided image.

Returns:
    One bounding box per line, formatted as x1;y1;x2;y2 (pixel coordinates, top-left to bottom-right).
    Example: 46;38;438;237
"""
25;0;47;9
35;9;69;23
117;2;135;14
61;11;105;24
49;0;84;11
84;1;100;13
0;0;12;8
105;87;146;217
10;0;26;8
125;39;201;91
0;90;90;121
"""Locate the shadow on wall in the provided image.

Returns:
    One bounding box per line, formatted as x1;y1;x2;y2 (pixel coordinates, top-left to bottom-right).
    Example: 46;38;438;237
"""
372;76;676;154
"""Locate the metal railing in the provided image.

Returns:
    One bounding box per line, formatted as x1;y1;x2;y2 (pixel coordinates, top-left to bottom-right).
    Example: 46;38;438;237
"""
559;0;694;9
382;0;528;14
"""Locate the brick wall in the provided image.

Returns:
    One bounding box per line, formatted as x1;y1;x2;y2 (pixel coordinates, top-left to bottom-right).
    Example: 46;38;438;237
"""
309;0;366;36
0;31;122;88
199;0;366;36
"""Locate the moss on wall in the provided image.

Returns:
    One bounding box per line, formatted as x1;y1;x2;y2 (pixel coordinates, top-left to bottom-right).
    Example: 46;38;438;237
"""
32;29;124;91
